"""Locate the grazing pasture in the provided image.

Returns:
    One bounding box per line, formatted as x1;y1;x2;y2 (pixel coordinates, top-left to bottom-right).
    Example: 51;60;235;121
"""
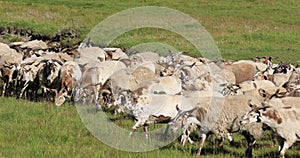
1;98;300;158
0;0;300;158
0;0;299;64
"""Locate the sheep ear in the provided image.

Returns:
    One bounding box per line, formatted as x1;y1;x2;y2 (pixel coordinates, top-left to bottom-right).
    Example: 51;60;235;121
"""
253;83;257;89
277;91;287;98
232;84;241;90
175;104;183;113
248;100;257;109
175;104;180;111
258;88;267;97
274;89;280;96
258;88;266;93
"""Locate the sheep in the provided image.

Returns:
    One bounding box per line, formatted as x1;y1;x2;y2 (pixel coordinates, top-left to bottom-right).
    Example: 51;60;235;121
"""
55;61;82;106
0;50;23;97
75;61;126;109
241;101;300;158
100;62;156;104
167;95;264;157
36;59;63;101
225;60;265;84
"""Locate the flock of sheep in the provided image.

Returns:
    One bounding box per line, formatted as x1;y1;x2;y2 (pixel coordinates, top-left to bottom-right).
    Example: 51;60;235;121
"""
0;38;300;158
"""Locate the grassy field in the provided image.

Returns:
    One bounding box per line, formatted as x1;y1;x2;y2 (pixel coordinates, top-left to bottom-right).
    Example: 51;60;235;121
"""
0;0;299;63
1;98;300;158
0;0;300;157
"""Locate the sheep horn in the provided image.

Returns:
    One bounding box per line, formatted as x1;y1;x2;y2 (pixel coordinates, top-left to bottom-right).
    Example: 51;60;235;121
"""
36;59;48;66
50;59;63;65
101;89;111;95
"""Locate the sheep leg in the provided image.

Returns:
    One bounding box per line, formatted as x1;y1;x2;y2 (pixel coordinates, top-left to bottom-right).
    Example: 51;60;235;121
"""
19;82;29;99
218;138;224;149
188;135;194;144
279;143;287;158
94;86;101;111
242;131;255;158
41;86;57;101
227;133;234;146
279;140;293;158
130;119;145;137
11;80;17;96
51;89;58;102
46;88;57;102
272;132;277;146
181;127;193;146
2;82;6;97
196;133;207;156
40;86;48;100
15;80;21;97
8;81;14;96
33;84;39;102
143;124;149;139
278;137;284;152
187;125;195;145
181;131;188;146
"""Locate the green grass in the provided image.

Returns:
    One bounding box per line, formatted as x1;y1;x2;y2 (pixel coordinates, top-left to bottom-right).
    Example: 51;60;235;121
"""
0;0;299;64
1;97;300;158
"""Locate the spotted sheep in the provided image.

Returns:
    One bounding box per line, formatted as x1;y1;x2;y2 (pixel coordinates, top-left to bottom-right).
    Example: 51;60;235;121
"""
18;58;63;101
55;61;82;106
36;59;63;100
241;102;300;158
254;62;296;88
0;43;23;97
